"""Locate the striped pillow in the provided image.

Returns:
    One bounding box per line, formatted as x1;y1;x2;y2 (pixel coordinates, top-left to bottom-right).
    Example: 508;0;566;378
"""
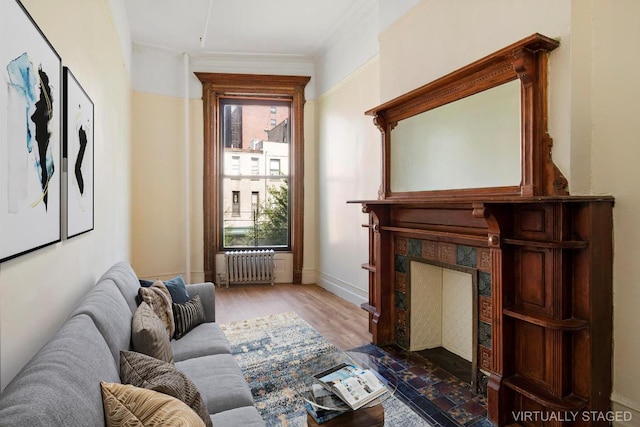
172;295;205;339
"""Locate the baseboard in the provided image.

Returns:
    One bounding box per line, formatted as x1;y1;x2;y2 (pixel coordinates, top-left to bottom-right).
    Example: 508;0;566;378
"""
316;272;367;308
611;394;640;426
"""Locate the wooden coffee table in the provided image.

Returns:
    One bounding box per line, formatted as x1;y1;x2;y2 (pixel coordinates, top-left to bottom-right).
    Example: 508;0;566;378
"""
307;404;384;427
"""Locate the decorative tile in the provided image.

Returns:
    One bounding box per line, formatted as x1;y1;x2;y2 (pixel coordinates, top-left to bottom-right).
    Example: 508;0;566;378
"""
479;296;492;323
479;346;492;371
422;240;438;260
395;272;407;292
438;243;457;265
396;309;407;330
396;237;408;255
408;239;422;257
395;328;407;349
477;248;491;272
395;290;407;310
409;395;441;416
478;272;492;297
456;245;477;268
395;254;408;273
476;373;489;397
478;321;492;349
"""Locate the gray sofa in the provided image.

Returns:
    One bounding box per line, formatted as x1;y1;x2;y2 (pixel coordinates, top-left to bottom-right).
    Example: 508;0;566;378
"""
0;262;265;426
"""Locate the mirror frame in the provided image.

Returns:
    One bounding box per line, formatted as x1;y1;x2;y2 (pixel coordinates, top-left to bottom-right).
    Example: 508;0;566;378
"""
366;33;567;200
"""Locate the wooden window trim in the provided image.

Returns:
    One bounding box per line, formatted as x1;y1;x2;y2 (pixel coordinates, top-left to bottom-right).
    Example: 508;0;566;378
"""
196;73;310;283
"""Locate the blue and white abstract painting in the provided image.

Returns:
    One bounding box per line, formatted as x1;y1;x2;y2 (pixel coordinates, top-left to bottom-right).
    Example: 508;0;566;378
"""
1;0;61;262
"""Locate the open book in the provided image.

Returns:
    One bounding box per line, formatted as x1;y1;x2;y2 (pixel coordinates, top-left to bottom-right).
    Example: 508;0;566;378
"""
313;362;388;410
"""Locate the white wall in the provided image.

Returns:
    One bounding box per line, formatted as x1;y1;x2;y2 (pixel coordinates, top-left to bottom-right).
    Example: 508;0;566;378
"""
0;0;131;390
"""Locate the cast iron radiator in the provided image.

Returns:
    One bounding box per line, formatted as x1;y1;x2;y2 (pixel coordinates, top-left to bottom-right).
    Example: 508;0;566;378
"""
224;250;275;287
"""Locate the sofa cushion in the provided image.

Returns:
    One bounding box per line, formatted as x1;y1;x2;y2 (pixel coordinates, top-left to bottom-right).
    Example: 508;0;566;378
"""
97;261;141;314
0;314;120;427
131;302;174;364
120;351;212;427
171;322;231;362
173;295;206;339
100;382;205;426
141;275;190;303
176;354;254;414
69;280;133;365
138;280;175;339
210;406;266;427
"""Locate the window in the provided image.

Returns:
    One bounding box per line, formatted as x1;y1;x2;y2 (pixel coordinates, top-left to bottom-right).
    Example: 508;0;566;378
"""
251;192;259;217
231;156;240;176
232;191;240;216
270;158;281;176
198;73;309;283
270;118;277;127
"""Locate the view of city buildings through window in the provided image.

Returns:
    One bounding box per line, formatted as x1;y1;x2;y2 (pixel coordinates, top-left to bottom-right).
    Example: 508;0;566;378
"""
220;100;290;248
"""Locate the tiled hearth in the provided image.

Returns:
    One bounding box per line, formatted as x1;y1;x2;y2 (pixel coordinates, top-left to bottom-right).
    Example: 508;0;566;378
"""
354;344;491;427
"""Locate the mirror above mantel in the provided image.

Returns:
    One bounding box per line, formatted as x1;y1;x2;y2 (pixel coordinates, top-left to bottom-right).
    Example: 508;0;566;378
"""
366;33;568;200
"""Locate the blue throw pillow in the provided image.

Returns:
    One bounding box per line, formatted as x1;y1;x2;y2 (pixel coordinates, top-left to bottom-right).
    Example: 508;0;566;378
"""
139;276;190;304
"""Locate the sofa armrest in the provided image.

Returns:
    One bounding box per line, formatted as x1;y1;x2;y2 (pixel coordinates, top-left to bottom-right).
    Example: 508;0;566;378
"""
185;282;216;323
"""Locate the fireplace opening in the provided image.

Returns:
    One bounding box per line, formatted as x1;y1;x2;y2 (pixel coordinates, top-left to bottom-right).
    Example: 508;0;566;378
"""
408;260;478;390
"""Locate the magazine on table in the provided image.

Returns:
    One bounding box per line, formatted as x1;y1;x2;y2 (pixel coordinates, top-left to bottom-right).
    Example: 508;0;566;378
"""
305;384;350;424
312;362;388;410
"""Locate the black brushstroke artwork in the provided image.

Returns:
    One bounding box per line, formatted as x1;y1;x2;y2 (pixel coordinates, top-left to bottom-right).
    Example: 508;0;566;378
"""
75;123;87;195
30;67;54;210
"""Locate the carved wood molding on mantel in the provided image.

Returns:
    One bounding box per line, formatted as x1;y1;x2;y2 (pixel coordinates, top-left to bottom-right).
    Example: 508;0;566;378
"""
365;33;568;200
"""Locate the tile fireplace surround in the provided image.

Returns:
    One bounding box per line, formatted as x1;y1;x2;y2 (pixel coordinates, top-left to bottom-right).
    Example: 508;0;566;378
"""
394;237;492;396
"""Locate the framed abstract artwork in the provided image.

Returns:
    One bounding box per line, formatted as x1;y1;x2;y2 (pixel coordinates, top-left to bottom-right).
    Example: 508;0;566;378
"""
63;67;94;238
0;0;62;262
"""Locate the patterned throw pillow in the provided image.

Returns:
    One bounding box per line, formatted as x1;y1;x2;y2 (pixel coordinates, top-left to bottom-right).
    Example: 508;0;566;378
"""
131;302;174;364
138;280;175;339
172;295;206;339
100;381;205;426
140;275;190;303
119;351;212;427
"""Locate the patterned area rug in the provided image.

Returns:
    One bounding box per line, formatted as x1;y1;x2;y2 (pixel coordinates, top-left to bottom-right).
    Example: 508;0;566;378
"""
221;311;431;426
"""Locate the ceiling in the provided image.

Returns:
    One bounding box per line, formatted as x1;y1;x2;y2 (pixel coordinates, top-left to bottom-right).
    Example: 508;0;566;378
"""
124;0;375;58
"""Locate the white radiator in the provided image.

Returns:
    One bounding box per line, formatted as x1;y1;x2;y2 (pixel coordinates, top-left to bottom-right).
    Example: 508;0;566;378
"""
224;250;275;287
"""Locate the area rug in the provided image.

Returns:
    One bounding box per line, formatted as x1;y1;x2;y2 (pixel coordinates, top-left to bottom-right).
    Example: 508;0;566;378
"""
221;311;431;426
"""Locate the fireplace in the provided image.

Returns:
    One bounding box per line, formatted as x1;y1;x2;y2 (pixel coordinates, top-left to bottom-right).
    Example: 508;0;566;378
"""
394;237;492;394
351;34;613;425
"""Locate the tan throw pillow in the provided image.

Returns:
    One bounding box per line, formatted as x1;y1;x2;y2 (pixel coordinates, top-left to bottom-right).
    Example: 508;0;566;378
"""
131;302;174;364
120;351;212;427
100;381;206;427
138;280;175;339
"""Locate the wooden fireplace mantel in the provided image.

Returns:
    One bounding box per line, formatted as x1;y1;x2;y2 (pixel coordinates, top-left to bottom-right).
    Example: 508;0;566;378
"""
349;196;613;426
351;33;614;426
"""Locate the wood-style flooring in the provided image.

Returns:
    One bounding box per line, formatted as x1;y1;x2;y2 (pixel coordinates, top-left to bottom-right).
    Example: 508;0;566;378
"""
214;283;372;351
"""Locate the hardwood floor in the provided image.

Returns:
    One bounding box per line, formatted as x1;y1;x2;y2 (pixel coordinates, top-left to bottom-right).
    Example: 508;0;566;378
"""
214;283;372;351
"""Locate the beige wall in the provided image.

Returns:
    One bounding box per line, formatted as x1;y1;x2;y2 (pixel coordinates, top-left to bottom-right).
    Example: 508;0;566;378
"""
590;0;640;420
131;92;187;280
0;0;131;390
315;57;381;303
